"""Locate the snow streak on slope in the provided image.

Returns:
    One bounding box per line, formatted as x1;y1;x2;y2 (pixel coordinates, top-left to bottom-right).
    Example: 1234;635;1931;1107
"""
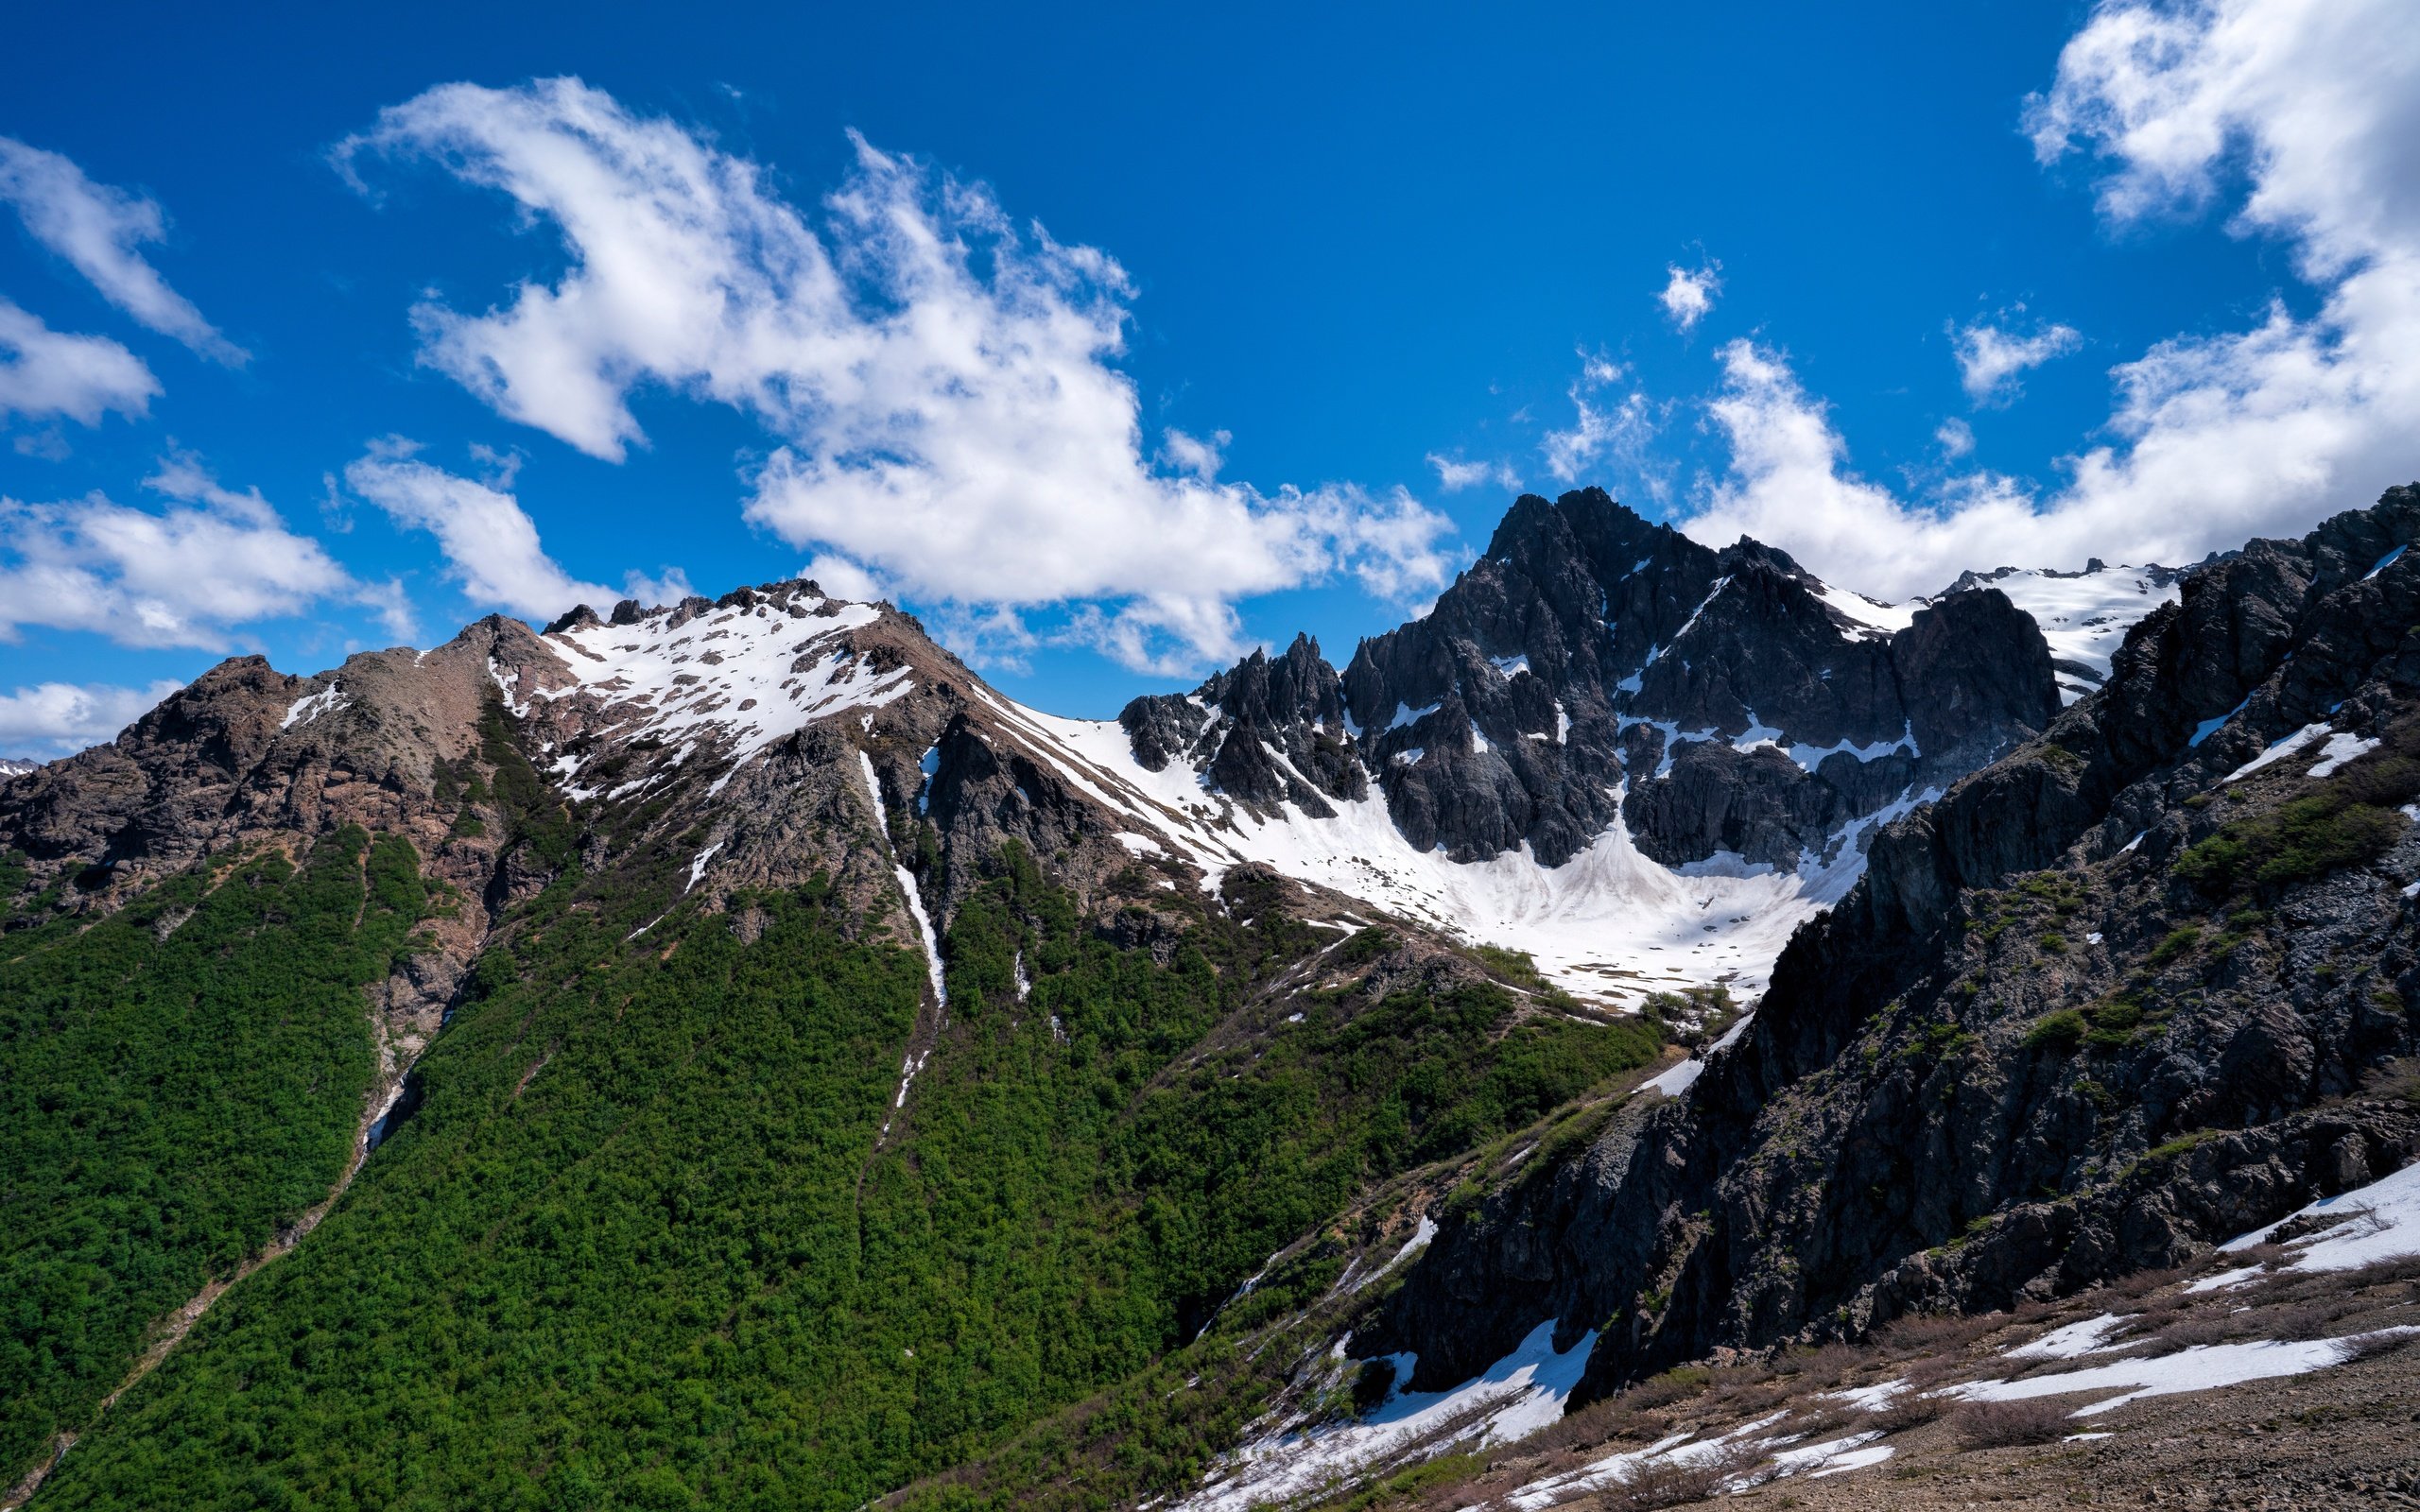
544;593;911;792
978;687;1911;1008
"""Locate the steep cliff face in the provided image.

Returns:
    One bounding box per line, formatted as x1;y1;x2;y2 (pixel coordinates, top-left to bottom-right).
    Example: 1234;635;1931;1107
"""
1359;486;2420;1402
1119;488;2060;874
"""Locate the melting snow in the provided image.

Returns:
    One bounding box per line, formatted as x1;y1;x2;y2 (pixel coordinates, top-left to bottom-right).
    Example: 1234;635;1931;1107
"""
2216;1158;2420;1275
2365;543;2407;580
1965;566;2180;704
857;749;947;1010
1642;1057;1704;1097
280;684;350;730
2307;731;2379;778
1955;1330;2415;1417
547;596;909;790
2225;722;2331;781
1175;1320;1595;1512
2007;1314;2129;1360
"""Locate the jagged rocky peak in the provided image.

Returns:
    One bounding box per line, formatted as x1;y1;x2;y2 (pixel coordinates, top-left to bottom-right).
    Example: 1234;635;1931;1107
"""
1358;483;2420;1409
1119;486;2064;870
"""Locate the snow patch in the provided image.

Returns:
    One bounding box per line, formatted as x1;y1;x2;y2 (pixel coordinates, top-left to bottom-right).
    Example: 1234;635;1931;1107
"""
2007;1314;2128;1360
2191;696;2250;747
1955;1330;2415;1417
547;596;908;791
2225;722;2330;781
1174;1319;1594;1511
1815;583;1918;638
2307;731;2379;778
1966;566;2179;704
280;684;350;730
2216;1158;2420;1275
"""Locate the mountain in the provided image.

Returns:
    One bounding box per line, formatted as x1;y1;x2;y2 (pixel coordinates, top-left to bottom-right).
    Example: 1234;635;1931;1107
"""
0;762;33;780
1129;486;2420;1507
1113;488;2064;1004
0;486;2404;1510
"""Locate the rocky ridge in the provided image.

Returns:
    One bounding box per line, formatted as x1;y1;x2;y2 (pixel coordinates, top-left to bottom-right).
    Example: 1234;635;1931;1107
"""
1349;485;2420;1414
1121;488;2062;876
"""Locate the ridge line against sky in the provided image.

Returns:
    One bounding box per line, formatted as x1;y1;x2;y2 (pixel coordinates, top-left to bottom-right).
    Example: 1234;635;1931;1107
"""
2;0;2418;755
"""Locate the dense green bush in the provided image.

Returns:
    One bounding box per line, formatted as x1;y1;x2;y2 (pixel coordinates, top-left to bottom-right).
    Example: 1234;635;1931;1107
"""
0;828;424;1484
2174;746;2420;895
34;837;1658;1512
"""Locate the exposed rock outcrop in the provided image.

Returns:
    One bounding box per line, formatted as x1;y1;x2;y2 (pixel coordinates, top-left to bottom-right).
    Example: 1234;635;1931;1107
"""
1359;484;2420;1401
1118;488;2060;868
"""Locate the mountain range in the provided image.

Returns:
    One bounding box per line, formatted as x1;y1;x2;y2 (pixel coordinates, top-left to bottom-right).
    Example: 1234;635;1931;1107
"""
2;486;2412;1510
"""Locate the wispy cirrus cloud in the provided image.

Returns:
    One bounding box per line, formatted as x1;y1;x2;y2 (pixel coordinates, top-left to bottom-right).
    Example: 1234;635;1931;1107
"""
0;136;245;364
1425;453;1518;493
337;78;1453;673
1543;353;1663;498
0;296;158;426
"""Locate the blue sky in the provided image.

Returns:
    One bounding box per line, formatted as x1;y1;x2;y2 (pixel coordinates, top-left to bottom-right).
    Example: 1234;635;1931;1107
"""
3;1;2417;755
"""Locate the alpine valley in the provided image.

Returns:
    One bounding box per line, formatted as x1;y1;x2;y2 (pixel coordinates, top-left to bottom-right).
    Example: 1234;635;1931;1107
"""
6;485;2419;1511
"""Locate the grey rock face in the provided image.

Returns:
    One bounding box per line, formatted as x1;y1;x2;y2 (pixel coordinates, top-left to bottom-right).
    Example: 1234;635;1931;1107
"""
1360;482;2420;1400
1121;487;2061;868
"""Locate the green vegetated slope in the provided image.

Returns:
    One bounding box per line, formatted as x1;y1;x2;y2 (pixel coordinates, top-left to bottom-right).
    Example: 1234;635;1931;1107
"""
0;827;427;1485
37;841;1657;1511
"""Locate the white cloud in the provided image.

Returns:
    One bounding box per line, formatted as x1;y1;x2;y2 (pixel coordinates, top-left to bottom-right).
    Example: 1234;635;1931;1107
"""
1682;0;2420;598
0;296;158;425
1543;353;1662;495
1425;453;1519;492
0;459;358;648
345;443;618;621
338;78;1453;672
1936;417;1976;457
1658;261;1720;331
803;552;887;604
0;137;244;364
1952;313;2082;403
0;679;182;757
622;565;694;607
1162;427;1229;481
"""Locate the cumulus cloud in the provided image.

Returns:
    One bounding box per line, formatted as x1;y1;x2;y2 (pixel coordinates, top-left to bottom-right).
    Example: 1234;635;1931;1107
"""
1682;0;2420;599
1426;453;1519;493
338;78;1453;672
0;678;182;757
1952;312;2082;403
0;136;244;364
0;296;158;425
803;552;888;604
1543;353;1663;496
0;458;360;647
1936;417;1977;457
1658;261;1720;331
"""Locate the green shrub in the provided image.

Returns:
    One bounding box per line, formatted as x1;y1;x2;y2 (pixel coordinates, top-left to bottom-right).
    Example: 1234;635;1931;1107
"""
2025;1009;2087;1052
2149;925;2203;966
2174;752;2418;894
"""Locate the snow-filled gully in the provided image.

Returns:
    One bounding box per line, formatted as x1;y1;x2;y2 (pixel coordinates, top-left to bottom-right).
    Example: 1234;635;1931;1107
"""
858;749;948;1136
